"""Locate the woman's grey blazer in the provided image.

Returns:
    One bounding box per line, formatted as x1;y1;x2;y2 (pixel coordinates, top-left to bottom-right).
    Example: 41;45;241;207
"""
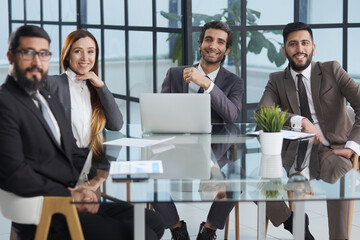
46;73;123;131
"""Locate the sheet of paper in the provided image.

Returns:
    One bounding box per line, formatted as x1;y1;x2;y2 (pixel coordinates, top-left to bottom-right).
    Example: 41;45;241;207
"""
103;136;175;147
109;160;163;175
247;130;315;140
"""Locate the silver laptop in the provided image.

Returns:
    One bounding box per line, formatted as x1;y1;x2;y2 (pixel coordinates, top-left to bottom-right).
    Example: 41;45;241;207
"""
141;133;211;179
140;93;211;134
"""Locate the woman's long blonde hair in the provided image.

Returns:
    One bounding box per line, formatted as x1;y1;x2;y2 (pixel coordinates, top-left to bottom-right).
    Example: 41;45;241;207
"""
61;29;106;158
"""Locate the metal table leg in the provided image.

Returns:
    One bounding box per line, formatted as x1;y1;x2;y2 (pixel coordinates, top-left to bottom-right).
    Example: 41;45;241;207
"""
134;203;146;240
257;201;266;240
293;201;305;240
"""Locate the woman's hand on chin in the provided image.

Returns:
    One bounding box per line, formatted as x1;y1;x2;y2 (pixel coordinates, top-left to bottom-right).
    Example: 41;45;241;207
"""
76;71;104;88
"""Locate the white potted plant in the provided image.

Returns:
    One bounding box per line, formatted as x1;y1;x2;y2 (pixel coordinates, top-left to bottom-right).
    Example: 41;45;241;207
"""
254;105;288;155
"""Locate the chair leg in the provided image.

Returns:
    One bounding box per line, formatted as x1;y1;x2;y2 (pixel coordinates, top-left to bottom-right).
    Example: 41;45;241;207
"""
348;200;354;240
287;191;295;211
224;216;229;240
235;202;239;240
265;217;269;236
352;154;359;170
224;202;239;240
348;154;358;239
35;197;84;240
9;226;15;240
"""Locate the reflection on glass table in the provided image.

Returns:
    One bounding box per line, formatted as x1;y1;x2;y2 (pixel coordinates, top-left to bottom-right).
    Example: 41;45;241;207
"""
99;123;360;240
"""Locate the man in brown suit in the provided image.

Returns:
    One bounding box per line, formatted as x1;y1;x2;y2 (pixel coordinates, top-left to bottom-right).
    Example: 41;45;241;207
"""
258;22;360;240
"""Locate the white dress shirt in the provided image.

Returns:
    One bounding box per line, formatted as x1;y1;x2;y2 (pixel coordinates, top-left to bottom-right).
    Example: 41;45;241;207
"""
66;69;92;148
289;64;360;154
188;65;219;93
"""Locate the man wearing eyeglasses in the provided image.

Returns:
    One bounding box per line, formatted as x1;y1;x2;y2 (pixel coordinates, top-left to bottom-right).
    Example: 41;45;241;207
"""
0;25;164;240
8;34;51;92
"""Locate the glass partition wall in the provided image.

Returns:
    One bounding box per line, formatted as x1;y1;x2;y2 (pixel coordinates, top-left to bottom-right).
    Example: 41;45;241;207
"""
5;0;360;123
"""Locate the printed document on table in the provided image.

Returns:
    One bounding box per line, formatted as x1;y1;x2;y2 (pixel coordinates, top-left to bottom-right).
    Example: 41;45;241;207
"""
109;160;163;175
247;130;315;140
103;136;175;147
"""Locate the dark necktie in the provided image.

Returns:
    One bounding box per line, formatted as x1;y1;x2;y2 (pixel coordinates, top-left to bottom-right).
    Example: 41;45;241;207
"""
297;74;313;122
296;140;308;172
33;93;61;145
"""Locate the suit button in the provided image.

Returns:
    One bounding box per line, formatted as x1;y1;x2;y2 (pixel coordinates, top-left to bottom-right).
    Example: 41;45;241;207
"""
69;182;75;187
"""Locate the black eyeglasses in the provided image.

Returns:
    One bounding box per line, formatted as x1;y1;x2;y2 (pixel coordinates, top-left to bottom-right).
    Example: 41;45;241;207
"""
13;49;52;61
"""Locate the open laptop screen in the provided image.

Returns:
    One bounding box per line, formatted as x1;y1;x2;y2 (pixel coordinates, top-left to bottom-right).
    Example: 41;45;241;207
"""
140;93;211;134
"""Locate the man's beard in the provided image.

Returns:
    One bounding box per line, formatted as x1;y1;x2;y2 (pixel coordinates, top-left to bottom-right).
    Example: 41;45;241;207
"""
200;50;225;65
13;62;48;93
285;50;313;72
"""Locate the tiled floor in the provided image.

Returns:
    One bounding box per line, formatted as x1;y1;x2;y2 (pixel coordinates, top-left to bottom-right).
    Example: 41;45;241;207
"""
0;201;358;239
159;201;360;240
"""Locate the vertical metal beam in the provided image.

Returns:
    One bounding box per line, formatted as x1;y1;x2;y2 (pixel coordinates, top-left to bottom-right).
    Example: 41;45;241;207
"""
152;0;157;93
125;0;130;126
58;0;62;73
240;0;247;122
100;0;105;82
8;0;12;34
299;0;308;23
76;0;81;29
294;0;299;22
78;0;87;29
23;0;27;25
343;0;348;71
40;0;44;28
182;0;192;65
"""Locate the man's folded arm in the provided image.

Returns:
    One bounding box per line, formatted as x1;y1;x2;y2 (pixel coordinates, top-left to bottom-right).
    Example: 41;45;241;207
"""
209;78;243;123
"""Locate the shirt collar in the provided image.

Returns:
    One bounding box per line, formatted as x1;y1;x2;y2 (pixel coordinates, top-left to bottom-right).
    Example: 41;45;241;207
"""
196;64;220;82
65;68;77;83
290;63;312;82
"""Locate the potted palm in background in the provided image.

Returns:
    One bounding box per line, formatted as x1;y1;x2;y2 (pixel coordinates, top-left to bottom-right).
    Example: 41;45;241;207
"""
254;105;288;155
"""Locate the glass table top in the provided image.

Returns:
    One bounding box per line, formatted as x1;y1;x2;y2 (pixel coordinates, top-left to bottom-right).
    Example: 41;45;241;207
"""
100;123;360;203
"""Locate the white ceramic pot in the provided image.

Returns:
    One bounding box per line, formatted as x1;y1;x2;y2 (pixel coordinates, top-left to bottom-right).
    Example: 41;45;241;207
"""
259;130;283;155
259;154;283;178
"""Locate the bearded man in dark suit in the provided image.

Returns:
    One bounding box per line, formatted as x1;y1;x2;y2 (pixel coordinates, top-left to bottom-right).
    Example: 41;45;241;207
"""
0;25;164;240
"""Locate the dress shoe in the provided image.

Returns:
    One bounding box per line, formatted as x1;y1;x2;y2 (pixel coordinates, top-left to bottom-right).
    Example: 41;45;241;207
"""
170;220;190;240
283;212;315;240
196;222;217;240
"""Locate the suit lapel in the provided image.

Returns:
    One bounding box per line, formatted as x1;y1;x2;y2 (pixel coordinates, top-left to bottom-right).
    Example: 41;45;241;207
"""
310;62;323;121
58;73;72;123
5;77;56;142
39;88;72;158
214;66;226;88
283;66;300;114
182;75;189;93
4;77;70;158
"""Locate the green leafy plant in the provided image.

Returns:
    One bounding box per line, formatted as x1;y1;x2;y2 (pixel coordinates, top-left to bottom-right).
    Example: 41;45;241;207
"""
254;105;288;132
160;0;286;76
